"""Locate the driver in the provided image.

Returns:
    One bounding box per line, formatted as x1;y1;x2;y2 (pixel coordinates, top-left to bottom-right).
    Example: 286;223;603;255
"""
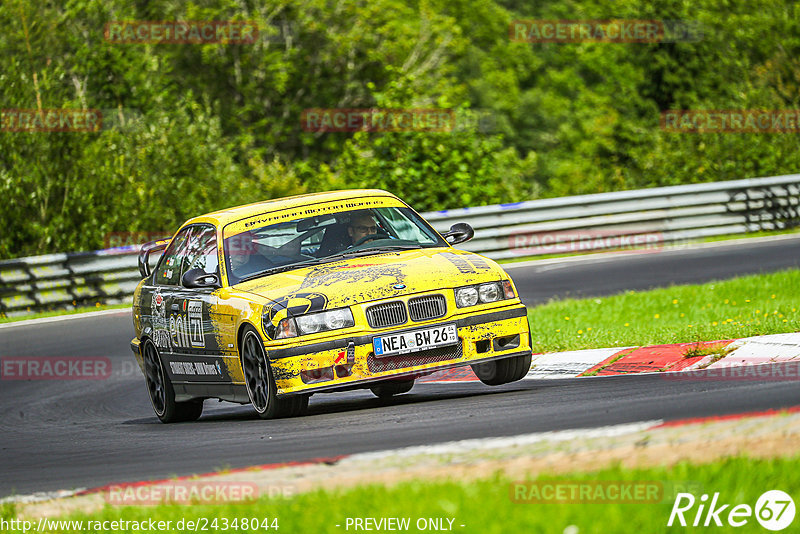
228;231;271;283
347;211;381;246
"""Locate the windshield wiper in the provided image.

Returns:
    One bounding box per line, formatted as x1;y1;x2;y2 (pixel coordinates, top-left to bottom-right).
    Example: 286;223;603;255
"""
366;244;422;250
321;245;420;262
239;246;424;282
237;258;322;283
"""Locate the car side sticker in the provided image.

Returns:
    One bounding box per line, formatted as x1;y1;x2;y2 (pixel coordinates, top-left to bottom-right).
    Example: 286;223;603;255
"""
169;360;220;376
187;300;205;348
163;355;228;383
170;300;206;349
150;288;172;350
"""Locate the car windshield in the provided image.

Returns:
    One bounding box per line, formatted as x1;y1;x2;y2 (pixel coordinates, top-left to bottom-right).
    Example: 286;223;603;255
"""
223;205;446;284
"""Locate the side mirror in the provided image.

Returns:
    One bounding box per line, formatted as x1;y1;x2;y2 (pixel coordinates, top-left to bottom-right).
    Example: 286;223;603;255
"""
138;239;169;278
443;223;474;245
182;268;221;289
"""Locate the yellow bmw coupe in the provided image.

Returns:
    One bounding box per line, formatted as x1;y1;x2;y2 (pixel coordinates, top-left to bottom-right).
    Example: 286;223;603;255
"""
131;190;531;422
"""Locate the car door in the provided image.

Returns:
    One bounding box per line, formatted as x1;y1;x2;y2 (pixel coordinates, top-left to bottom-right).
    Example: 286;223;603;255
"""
145;226;194;353
165;224;230;389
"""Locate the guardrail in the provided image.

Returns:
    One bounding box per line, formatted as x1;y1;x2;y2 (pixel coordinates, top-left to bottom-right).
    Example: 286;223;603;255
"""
0;251;141;316
2;174;799;316
423;174;800;260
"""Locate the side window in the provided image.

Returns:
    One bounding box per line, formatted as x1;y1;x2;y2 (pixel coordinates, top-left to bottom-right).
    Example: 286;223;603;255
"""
183;225;219;276
374;207;438;244
154;228;192;286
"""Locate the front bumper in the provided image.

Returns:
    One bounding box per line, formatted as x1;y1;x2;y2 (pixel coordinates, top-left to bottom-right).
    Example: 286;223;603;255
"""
267;305;531;395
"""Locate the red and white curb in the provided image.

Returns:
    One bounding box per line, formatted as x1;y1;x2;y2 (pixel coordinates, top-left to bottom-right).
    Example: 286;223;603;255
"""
419;332;800;383
526;347;632;379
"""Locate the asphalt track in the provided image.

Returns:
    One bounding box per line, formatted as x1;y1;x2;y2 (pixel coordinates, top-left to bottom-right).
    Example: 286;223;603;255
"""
2;236;800;497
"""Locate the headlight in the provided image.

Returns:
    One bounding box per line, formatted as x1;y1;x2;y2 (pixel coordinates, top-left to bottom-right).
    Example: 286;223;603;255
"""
478;282;502;303
455;281;514;308
295;313;324;334
295;308;355;336
323;308;353;330
265;308;354;339
455;286;479;308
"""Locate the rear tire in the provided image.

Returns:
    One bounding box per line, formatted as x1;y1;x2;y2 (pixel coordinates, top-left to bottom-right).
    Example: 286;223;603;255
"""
240;327;308;419
142;339;204;423
471;353;532;386
370;379;415;399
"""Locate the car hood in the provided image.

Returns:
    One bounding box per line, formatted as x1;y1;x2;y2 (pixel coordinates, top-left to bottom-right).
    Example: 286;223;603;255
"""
232;247;506;308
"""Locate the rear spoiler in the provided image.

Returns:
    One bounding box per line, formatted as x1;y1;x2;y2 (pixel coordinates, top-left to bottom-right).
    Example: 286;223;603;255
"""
138;239;170;278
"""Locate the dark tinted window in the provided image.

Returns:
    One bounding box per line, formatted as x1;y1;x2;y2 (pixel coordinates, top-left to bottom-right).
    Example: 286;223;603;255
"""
154;228;192;285
223;207;446;284
183;225;219;277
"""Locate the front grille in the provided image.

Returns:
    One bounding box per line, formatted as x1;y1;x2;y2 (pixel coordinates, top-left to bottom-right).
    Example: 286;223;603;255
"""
408;294;447;322
365;301;407;329
367;339;463;373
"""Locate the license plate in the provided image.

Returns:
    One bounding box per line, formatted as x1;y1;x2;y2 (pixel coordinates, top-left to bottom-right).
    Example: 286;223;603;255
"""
373;323;457;357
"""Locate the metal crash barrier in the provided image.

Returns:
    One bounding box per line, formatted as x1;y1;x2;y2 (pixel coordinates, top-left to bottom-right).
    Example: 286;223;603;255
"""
2;174;799;316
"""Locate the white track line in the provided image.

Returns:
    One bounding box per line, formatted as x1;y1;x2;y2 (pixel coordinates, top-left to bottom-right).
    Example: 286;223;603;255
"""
343;420;662;462
0;488;85;505
0;308;131;330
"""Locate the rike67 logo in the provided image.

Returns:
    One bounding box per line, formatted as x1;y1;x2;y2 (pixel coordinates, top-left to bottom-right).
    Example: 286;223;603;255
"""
668;490;795;530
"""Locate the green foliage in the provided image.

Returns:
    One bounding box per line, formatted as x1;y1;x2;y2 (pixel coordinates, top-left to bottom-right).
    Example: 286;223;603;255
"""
1;0;799;257
0;501;15;520
325;127;539;211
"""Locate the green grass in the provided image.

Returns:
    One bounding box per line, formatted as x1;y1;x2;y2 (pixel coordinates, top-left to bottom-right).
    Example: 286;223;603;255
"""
1;502;15;520
0;303;130;324
696;226;800;244
32;455;800;533
528;269;800;353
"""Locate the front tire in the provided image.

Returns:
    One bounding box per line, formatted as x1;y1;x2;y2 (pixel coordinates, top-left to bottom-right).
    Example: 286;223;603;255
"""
240;327;308;419
471;353;532;386
142;339;204;423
